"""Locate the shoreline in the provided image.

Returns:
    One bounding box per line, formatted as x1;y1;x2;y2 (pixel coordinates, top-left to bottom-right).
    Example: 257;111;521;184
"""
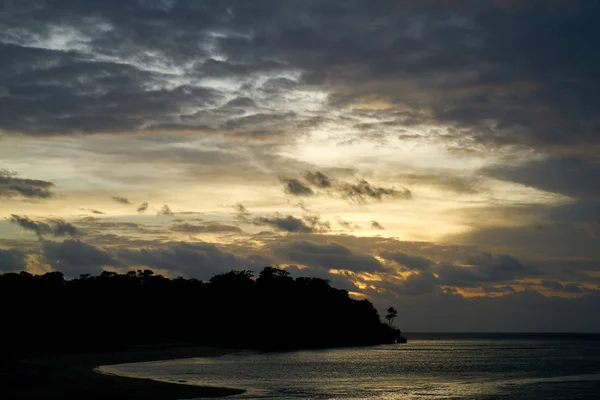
1;345;245;400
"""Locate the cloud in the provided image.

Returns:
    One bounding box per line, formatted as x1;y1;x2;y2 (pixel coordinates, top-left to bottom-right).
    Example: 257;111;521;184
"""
0;0;598;155
379;248;538;289
280;177;314;196
381;251;434;270
540;280;582;294
388;272;440;297
371;221;385;230
158;204;174;216
79;208;105;215
33;238;269;280
42;239;119;277
0;249;26;272
76;219;162;235
301;214;332;232
483;157;600;199
435;253;537;287
337;218;359;230
8;214;78;238
171;222;242;234
294;201;311;212
338;180;412;204
273;240;383;273
235;203;330;233
50;219;79;237
0;169;55;199
137;202;149;213
254;214;320;233
304;171;332;188
450;221;600;260
282;171;412;203
115;242;267;280
403;172;485;194
234;203;252;221
223;112;307;138
111;196;131;205
371;288;600;332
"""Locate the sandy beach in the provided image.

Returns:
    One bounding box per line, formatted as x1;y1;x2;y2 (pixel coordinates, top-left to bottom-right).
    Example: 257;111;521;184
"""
1;345;245;399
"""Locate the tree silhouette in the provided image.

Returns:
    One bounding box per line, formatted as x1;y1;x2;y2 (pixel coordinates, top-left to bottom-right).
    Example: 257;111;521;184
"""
0;267;403;354
385;306;398;327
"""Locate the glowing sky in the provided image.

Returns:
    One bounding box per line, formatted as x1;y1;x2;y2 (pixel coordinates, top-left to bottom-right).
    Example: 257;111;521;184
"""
1;0;599;331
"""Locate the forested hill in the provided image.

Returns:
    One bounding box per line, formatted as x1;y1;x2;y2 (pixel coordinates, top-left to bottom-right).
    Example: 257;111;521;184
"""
0;267;400;354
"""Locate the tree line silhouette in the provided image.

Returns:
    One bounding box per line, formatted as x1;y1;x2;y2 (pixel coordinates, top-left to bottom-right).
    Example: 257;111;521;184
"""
0;267;401;355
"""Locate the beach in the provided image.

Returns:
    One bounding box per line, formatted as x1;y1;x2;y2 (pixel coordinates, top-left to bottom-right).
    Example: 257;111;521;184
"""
1;345;245;400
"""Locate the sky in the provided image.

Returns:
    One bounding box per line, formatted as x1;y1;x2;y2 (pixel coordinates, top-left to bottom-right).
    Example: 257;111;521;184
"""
1;0;599;332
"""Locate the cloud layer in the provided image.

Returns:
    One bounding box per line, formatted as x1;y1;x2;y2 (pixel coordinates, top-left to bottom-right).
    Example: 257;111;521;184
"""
1;1;599;332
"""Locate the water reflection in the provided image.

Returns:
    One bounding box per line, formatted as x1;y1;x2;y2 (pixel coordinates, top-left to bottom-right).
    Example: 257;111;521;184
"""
99;339;600;399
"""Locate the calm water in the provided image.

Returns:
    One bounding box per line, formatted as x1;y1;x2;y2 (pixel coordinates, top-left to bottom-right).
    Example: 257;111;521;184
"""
99;334;600;399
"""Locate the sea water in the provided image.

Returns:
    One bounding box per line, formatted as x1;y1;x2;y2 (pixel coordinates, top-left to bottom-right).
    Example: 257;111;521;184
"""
99;334;600;399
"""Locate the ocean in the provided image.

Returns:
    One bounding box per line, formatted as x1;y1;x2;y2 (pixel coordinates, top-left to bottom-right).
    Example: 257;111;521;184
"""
98;334;600;399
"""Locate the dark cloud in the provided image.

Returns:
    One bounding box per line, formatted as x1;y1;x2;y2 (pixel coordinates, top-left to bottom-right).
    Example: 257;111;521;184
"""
0;39;223;134
116;242;266;280
484;157;600;199
137;202;149;213
338;180;412;204
379;248;538;289
435;253;537;287
0;249;26;272
388;272;440;297
0;0;598;155
8;214;78;238
158;204;174;216
337;218;359;230
111;196;131;205
282;171;412;203
370;288;600;332
171;222;242;234
371;221;385;230
35;237;268;280
304;171;332;188
51;219;79;237
451;221;600;260
280;177;314;196
234;203;252;221
42;239;119;277
254;213;325;233
0;169;55;199
540;280;582;294
235;203;330;233
301;214;331;232
282;264;359;293
381;251;434;271
273;240;383;273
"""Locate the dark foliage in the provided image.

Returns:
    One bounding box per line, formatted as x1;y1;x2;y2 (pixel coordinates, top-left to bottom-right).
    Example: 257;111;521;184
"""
0;267;400;355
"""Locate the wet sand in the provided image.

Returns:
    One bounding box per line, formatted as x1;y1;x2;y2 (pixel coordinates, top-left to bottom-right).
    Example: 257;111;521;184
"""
1;346;245;399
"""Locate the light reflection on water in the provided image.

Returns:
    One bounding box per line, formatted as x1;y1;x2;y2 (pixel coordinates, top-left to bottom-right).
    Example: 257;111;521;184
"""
99;339;600;399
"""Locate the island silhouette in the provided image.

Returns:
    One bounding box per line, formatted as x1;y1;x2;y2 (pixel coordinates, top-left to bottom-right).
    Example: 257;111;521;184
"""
0;266;403;355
